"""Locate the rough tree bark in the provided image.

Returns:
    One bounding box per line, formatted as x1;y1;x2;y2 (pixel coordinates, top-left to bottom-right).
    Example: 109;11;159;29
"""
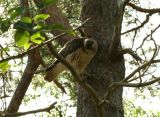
77;0;126;117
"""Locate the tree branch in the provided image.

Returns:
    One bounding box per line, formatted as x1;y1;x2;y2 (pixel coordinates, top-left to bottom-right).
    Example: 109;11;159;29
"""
136;24;160;51
2;102;57;117
127;2;160;13
122;37;159;82
123;59;160;82
6;49;41;113
99;53;160;107
99;71;160;107
113;77;160;87
119;48;142;61
0;95;10;99
43;34;67;94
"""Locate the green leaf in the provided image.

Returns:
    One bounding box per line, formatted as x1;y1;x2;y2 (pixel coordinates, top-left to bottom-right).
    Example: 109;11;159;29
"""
14;21;33;32
33;24;44;30
0;61;10;72
14;30;30;47
34;14;50;21
24;43;31;50
66;30;76;36
32;24;45;33
9;7;25;20
36;0;58;8
2;47;9;52
21;17;32;23
31;32;45;44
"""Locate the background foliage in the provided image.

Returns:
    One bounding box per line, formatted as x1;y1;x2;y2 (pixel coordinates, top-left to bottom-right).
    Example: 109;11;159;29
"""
0;0;160;116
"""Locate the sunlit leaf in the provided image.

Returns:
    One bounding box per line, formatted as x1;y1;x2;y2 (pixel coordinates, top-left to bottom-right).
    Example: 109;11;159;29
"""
66;30;76;36
32;24;46;33
34;14;50;21
14;30;30;47
24;43;31;50
31;32;45;44
34;24;43;30
0;61;10;72
21;17;32;23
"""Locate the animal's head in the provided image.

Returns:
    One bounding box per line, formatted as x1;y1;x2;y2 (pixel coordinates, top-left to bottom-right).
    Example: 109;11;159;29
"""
83;38;98;52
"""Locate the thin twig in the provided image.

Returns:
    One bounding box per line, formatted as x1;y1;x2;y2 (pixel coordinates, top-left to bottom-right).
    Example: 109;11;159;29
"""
2;102;57;117
122;13;152;35
0;95;10;99
122;40;159;82
123;60;160;82
136;25;160;51
127;2;160;13
113;77;160;87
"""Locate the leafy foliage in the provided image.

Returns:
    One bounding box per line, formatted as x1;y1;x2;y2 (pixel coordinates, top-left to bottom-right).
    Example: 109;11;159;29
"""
34;14;50;21
14;30;30;47
0;1;79;116
36;0;58;9
124;98;160;117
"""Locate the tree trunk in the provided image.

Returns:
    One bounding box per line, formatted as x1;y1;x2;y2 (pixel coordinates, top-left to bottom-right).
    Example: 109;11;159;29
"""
7;49;41;113
77;0;125;117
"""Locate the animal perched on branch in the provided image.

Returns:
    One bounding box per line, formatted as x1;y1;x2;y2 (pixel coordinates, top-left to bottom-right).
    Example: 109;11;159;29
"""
44;38;98;82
